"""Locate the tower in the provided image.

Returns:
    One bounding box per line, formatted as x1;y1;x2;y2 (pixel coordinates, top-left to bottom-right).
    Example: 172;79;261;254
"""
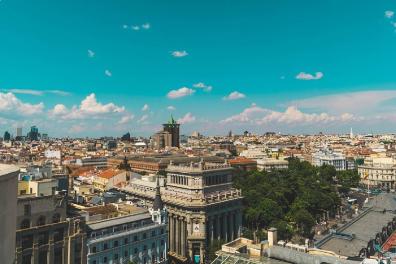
149;177;167;225
163;115;180;148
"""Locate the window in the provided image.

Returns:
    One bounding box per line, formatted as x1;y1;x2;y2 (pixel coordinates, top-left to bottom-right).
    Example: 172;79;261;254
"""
124;250;128;257
152;242;156;248
134;248;138;254
103;243;108;250
103;257;107;263
20;219;30;229
52;213;61;223
37;216;46;226
124;238;128;244
143;245;147;251
134;235;138;241
92;246;97;253
151;230;156;237
160;228;164;235
24;204;31;216
92;261;96;264
143;233;147;239
114;240;119;247
161;240;164;246
114;254;118;260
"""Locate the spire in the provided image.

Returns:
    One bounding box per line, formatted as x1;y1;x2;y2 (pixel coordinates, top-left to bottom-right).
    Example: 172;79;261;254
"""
152;176;163;210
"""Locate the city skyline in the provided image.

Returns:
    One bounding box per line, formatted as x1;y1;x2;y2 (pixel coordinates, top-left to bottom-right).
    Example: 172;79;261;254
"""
1;0;396;137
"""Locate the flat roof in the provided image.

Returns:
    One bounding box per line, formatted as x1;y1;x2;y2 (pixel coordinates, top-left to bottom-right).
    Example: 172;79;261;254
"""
87;211;151;230
0;164;19;177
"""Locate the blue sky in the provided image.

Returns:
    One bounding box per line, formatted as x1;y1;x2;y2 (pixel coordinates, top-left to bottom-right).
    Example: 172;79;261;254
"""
1;0;396;137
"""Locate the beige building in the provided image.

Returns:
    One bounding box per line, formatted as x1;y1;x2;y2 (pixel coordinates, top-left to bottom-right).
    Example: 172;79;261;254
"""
256;158;289;171
0;164;19;264
358;157;396;190
164;161;243;263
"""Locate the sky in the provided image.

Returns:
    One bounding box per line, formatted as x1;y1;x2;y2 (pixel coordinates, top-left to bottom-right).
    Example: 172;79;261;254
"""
1;0;396;137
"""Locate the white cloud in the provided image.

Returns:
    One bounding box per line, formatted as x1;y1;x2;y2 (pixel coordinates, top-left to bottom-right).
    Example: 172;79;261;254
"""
171;50;188;57
142;23;150;29
47;90;71;96
2;89;70;96
51;104;68;115
167;87;195;99
167;106;176;111
50;93;125;119
221;104;358;125
5;89;43;96
291;90;396;115
132;25;140;31
141;104;149;111
118;114;135;124
221;104;267;123
105;70;112;77
0;92;44;115
137;114;149;123
178;112;196;124
296;72;323;80
88;49;95;58
223;91;246;100
385;10;394;19
193;82;212;92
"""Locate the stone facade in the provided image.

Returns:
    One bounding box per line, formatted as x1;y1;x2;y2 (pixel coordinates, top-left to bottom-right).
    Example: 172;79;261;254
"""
15;194;86;264
164;161;243;264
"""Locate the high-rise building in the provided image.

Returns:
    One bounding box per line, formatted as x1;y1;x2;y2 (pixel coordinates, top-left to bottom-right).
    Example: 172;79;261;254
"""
3;131;11;141
163;115;180;148
27;126;39;141
16;127;22;137
0;165;19;264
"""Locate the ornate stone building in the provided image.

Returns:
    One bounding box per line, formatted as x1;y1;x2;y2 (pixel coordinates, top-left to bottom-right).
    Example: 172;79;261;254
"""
119;158;243;263
164;161;243;263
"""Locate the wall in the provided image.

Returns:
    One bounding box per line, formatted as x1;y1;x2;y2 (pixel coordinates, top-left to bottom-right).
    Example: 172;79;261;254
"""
0;166;19;264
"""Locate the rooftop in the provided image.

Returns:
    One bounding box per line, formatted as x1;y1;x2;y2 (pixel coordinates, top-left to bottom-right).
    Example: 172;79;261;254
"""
0;164;19;176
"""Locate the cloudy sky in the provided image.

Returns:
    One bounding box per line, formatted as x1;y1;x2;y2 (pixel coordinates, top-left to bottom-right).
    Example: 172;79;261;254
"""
1;0;396;137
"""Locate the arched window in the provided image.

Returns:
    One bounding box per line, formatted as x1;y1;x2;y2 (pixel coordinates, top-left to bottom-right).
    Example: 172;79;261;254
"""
37;216;46;226
52;213;61;223
20;219;30;229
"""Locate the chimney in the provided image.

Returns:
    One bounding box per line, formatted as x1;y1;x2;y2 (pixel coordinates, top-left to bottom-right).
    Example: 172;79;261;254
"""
268;227;277;247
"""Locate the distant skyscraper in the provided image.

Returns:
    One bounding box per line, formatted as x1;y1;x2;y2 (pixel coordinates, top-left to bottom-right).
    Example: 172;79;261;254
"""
27;126;39;141
163;115;180;148
3;131;10;141
16;127;22;138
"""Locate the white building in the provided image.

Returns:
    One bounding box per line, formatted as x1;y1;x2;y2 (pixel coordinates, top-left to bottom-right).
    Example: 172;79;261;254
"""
86;183;168;264
312;149;351;171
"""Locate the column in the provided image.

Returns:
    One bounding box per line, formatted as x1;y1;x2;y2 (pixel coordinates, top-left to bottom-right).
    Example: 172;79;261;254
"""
210;217;214;241
237;210;242;237
216;215;220;241
169;214;174;252
181;218;186;257
47;231;54;264
32;234;39;264
175;216;180;255
222;213;228;242
229;212;234;241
